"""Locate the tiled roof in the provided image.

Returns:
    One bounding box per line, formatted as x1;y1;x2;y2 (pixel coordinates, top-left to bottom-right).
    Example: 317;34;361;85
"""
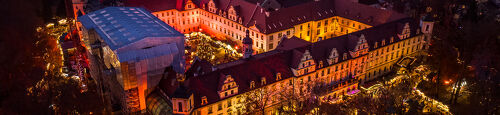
125;0;207;12
185;58;214;78
275;36;311;51
184;50;295;108
255;0;407;34
262;0;336;33
309;35;354;67
158;66;182;96
172;85;191;98
346;18;420;51
333;0;407;26
159;17;422;109
245;0;313;8
125;0;177;12
126;0;406;34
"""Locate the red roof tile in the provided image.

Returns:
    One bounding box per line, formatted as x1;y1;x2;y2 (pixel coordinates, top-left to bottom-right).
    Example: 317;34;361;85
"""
186;50;295;107
125;0;178;12
126;0;406;34
158;17;422;110
275;36;311;51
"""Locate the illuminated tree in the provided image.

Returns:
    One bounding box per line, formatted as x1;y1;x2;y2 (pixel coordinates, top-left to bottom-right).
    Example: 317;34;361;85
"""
275;79;327;114
235;87;274;115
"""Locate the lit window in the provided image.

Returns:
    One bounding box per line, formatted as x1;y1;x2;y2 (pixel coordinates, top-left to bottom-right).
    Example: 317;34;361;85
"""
261;77;266;85
202;96;208;105
250;81;255;88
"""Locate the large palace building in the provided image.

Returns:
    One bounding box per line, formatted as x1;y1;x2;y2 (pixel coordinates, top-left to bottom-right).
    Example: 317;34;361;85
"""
125;0;407;53
75;0;434;114
154;17;433;115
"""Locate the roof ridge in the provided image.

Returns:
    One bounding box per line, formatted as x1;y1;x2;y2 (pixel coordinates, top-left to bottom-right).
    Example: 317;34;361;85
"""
224;0;233;10
245;3;260;26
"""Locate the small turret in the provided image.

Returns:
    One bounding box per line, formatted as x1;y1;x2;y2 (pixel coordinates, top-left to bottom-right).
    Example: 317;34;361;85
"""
421;14;434;35
242;30;253;59
421;6;434;35
420;10;434;50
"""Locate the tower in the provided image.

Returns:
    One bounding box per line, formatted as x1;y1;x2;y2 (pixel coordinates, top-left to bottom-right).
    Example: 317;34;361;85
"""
421;14;434;35
242;30;253;59
421;14;434;50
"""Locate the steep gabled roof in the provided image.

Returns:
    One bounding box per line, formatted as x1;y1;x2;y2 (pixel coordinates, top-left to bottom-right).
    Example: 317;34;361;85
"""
126;0;406;34
185;58;214;78
275;36;311;51
333;0;406;26
172;85;191;98
260;0;406;34
310;35;353;67
125;0;178;12
186;50;295;108
158;16;422;110
125;0;208;12
262;0;336;33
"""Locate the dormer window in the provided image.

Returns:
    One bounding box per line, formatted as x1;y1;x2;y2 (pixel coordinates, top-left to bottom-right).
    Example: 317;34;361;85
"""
343;53;348;60
228;6;237;21
356;34;367;51
390;37;394;43
299;50;313;67
374;42;378;48
185;0;196;10
250;81;255;89
399;23;411;39
219;75;238;99
261;77;266;85
208;0;216;13
276;73;282;81
382;39;386;46
327;48;339;65
201;96;208;105
319;61;323;68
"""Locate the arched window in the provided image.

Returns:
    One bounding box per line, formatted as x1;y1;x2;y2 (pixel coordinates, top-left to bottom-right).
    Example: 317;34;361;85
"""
201;96;208;105
261;77;266;85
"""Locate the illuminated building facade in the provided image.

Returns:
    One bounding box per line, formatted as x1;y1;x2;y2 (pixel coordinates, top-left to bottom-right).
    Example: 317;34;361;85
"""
75;0;433;114
153;17;433;115
68;0;88;39
126;0;405;53
78;7;185;113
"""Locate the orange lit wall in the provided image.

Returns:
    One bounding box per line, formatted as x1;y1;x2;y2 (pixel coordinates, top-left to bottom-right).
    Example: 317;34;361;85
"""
150;2;372;53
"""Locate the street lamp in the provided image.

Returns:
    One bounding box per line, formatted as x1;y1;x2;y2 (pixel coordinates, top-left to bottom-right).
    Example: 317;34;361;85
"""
443;80;450;85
